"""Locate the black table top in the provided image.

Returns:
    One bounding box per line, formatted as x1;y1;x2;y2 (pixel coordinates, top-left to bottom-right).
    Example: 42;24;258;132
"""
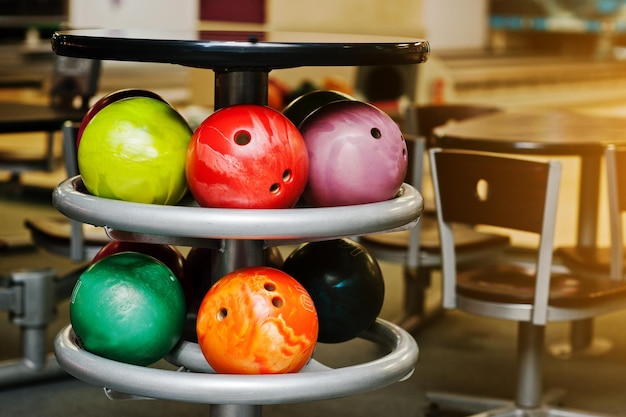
51;29;430;70
432;109;626;156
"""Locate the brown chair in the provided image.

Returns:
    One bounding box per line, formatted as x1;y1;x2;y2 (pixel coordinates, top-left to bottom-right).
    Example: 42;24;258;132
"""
426;147;626;417
0;54;100;188
556;145;626;281
359;104;509;331
550;144;626;357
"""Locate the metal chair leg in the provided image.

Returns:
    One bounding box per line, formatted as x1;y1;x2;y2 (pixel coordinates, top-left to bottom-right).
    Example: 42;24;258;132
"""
0;268;69;387
395;265;443;333
426;322;614;417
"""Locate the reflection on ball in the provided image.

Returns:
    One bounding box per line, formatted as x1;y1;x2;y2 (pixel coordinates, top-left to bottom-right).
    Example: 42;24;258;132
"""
299;100;408;207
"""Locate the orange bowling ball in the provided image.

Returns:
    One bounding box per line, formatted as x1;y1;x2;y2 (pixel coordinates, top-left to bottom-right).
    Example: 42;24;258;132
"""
196;266;318;374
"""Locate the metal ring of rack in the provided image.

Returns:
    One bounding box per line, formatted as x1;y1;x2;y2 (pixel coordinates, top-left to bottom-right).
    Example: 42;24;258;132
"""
55;318;417;405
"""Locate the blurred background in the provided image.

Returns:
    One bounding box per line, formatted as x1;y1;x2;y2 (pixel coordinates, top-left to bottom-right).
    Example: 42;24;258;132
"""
2;2;626;416
4;0;626;249
6;0;626;111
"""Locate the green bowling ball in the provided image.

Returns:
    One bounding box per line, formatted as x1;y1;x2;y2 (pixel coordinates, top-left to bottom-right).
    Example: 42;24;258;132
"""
70;251;186;366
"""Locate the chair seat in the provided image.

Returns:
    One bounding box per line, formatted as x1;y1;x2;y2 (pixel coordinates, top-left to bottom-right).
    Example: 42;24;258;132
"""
24;216;109;244
24;216;109;260
361;213;510;254
555;245;616;276
458;263;626;307
359;212;510;332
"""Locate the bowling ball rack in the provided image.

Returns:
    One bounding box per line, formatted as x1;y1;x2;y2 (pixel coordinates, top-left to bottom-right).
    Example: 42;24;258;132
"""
50;28;429;417
53;177;422;415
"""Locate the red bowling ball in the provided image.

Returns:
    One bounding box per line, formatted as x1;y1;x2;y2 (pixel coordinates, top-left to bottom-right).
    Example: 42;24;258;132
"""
299;100;408;207
186;104;309;209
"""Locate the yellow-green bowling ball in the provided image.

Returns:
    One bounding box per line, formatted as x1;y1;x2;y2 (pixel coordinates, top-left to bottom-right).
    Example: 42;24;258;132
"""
78;96;192;205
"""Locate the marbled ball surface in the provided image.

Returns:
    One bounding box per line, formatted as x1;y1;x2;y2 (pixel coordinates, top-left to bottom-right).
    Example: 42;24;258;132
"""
299;100;408;207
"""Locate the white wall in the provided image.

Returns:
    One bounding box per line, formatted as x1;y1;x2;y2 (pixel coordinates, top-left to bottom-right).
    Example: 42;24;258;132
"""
68;0;198;30
265;0;489;105
67;0;199;104
423;0;489;50
192;0;430;107
268;0;425;38
264;0;428;100
68;0;488;48
269;0;489;50
67;0;489;106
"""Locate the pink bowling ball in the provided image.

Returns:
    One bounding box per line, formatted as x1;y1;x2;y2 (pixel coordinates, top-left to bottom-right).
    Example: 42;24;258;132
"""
299;100;408;207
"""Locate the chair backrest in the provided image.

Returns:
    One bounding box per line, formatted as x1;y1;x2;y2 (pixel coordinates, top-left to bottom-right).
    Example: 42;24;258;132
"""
62;121;80;178
605;145;626;279
60;121;85;261
49;55;101;111
402;105;502;269
429;148;562;324
403;104;501;191
404;134;426;269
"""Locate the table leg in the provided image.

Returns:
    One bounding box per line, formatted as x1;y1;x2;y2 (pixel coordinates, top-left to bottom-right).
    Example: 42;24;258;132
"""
549;155;613;359
210;404;262;417
576;155;600;248
549;317;613;359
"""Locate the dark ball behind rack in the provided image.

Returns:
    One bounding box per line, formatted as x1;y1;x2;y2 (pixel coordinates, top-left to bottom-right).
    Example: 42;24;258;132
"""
282;238;385;343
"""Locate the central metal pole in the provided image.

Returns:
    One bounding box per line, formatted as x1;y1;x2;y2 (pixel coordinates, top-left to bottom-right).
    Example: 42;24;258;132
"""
209;69;270;282
211;240;266;284
204;69;270;415
210;404;262;417
214;70;268;109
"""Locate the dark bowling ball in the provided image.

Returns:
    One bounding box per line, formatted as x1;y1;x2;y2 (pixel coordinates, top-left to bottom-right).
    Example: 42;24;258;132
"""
282;89;354;128
282;238;384;343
